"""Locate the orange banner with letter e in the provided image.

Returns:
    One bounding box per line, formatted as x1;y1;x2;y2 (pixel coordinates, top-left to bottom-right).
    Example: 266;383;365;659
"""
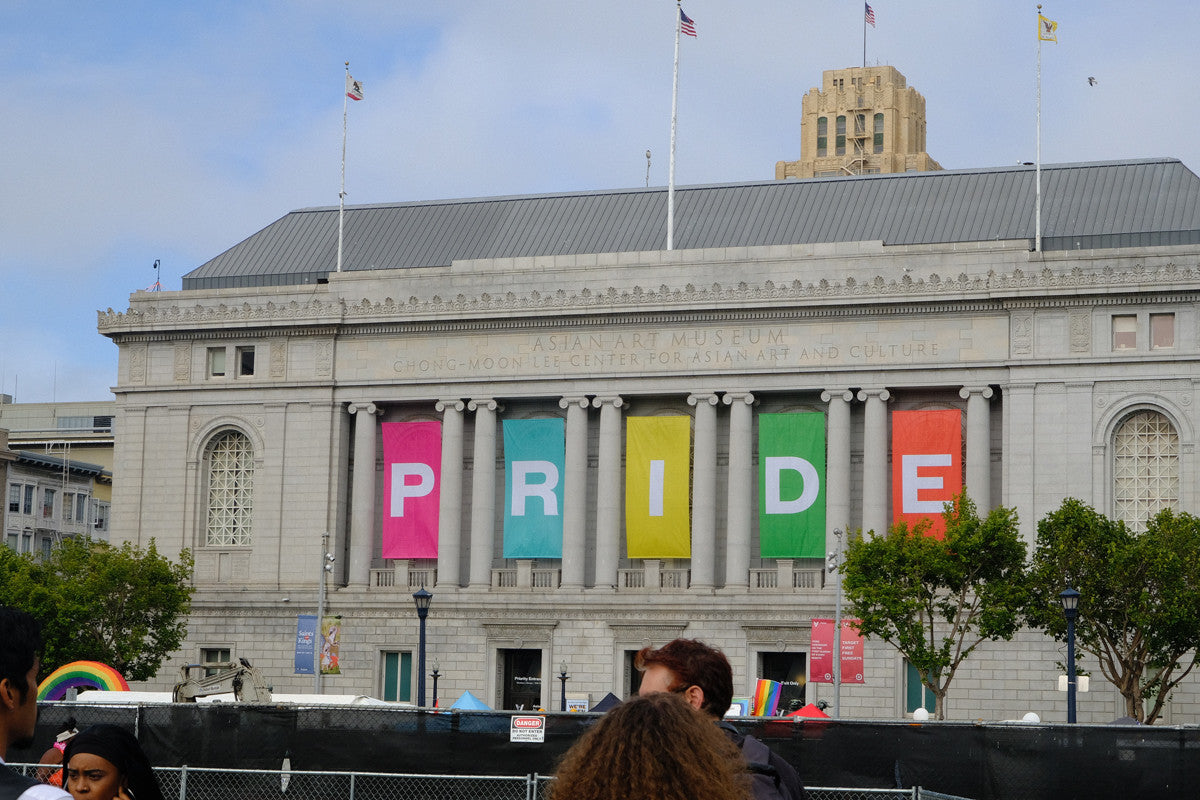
891;409;962;538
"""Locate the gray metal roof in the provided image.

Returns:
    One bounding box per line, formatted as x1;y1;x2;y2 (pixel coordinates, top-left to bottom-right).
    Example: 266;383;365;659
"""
183;159;1200;290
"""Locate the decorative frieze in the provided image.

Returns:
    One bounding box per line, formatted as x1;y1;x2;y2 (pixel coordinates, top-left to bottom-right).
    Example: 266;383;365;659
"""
97;261;1200;333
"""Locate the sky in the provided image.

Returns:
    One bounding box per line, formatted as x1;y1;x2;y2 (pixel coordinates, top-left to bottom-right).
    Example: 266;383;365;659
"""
3;1;1198;404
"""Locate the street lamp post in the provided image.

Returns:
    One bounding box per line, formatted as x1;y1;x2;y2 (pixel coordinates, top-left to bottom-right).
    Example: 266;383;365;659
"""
413;588;433;707
431;662;441;709
1059;587;1080;724
559;662;570;712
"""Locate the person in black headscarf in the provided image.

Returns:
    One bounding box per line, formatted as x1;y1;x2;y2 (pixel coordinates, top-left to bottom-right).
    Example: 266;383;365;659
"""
61;726;162;800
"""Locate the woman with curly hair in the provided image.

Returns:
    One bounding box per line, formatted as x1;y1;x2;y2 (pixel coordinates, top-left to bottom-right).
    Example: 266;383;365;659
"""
549;691;751;800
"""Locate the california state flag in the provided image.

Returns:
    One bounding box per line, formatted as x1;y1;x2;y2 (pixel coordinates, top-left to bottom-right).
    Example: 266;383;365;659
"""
346;74;364;101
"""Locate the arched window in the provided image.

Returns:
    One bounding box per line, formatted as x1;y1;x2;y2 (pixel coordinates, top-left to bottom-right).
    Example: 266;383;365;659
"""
1112;410;1179;530
205;429;254;546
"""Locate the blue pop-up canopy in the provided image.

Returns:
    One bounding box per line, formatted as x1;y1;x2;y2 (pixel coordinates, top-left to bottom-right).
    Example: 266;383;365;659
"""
450;690;491;710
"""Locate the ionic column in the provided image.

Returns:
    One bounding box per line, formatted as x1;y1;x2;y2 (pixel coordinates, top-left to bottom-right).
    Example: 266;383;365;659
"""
688;392;719;590
560;396;590;589
723;391;755;589
467;398;500;588
592;396;625;589
821;389;854;536
348;402;381;586
856;389;891;536
436;399;465;588
960;386;995;510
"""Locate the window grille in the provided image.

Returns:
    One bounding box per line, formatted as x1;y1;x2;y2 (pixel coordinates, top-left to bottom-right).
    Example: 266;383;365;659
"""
1113;410;1178;530
206;430;254;546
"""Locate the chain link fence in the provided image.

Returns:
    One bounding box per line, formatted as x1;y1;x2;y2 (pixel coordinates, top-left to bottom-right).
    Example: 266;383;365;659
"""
12;763;969;800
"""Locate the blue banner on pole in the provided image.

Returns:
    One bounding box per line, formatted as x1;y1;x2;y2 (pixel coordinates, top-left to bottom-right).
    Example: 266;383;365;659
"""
295;614;317;675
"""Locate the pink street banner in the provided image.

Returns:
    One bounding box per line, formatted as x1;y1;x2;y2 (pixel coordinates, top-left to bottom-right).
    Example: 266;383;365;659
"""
809;618;865;684
382;421;442;558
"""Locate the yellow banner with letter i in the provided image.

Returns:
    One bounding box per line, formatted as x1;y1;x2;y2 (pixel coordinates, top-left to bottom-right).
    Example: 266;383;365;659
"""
625;416;691;558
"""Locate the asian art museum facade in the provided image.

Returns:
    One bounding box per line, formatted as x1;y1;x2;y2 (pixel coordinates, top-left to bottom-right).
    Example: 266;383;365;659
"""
99;158;1200;721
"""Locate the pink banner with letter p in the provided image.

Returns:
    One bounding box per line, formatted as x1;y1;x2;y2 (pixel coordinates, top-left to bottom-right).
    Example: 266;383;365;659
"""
382;421;441;558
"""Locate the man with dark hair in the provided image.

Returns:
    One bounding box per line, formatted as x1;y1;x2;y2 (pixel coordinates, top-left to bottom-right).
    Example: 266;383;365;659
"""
637;638;807;800
0;607;70;800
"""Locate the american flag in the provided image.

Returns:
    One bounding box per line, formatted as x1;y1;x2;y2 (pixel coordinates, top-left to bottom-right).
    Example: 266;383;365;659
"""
680;8;697;37
865;3;876;27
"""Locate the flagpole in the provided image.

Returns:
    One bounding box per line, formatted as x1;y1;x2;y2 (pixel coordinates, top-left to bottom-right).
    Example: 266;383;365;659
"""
862;6;867;68
667;2;681;251
1035;7;1043;253
338;61;350;272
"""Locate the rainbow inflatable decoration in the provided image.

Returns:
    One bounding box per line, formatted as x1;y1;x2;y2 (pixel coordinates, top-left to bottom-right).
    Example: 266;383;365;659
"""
37;661;129;701
752;678;782;717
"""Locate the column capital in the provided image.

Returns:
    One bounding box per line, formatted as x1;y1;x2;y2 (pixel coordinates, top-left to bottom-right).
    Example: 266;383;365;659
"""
856;388;891;402
436;399;465;413
348;402;380;416
687;392;720;407
722;391;755;407
592;395;625;410
559;396;590;410
959;386;995;400
821;389;855;403
468;398;501;412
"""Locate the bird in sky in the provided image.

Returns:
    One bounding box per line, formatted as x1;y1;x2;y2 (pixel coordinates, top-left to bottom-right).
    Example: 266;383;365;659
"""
1088;76;1098;86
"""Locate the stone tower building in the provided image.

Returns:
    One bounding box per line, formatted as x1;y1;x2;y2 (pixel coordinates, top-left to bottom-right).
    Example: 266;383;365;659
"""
776;65;942;179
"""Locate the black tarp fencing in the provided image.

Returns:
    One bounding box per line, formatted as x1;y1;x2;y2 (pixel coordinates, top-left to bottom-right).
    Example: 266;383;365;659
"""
24;703;1198;800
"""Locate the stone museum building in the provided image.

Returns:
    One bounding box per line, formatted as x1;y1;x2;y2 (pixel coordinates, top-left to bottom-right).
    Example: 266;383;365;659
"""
99;157;1200;721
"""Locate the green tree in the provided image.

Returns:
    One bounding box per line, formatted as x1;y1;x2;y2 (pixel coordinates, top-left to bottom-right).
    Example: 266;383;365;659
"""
1028;499;1200;724
841;492;1029;719
0;537;193;682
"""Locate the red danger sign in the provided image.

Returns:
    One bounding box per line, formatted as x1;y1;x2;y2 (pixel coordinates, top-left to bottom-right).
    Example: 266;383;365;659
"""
513;716;544;729
510;715;546;743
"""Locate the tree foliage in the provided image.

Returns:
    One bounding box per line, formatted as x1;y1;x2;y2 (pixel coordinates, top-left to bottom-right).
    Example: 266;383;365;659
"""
841;492;1029;719
0;537;193;682
1027;499;1200;724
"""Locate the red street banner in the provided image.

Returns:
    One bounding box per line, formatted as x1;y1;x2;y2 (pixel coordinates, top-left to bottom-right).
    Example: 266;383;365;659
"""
809;618;865;684
891;409;962;538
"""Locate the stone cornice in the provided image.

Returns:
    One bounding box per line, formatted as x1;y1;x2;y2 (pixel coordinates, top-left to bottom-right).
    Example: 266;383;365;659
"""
98;261;1200;336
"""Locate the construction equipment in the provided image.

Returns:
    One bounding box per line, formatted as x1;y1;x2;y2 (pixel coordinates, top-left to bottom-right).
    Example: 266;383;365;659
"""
172;658;273;703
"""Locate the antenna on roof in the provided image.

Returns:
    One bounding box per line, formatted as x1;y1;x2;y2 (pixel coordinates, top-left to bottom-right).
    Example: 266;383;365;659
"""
645;150;651;187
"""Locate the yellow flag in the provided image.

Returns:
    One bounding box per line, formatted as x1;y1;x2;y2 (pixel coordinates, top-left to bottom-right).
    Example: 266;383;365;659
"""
625;416;692;558
1038;13;1058;42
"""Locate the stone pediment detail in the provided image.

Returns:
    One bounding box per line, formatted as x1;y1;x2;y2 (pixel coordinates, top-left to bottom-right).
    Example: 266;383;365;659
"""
97;261;1200;333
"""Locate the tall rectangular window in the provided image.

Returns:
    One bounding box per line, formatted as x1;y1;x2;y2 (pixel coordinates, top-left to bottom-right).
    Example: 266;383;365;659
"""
1150;313;1175;349
905;661;936;714
1112;315;1137;350
835;116;846;156
22;485;33;515
381;651;413;702
42;489;55;519
873;113;884;153
208;347;227;378
92;501;110;531
816;117;828;158
7;483;20;514
63;493;76;522
236;346;256;377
